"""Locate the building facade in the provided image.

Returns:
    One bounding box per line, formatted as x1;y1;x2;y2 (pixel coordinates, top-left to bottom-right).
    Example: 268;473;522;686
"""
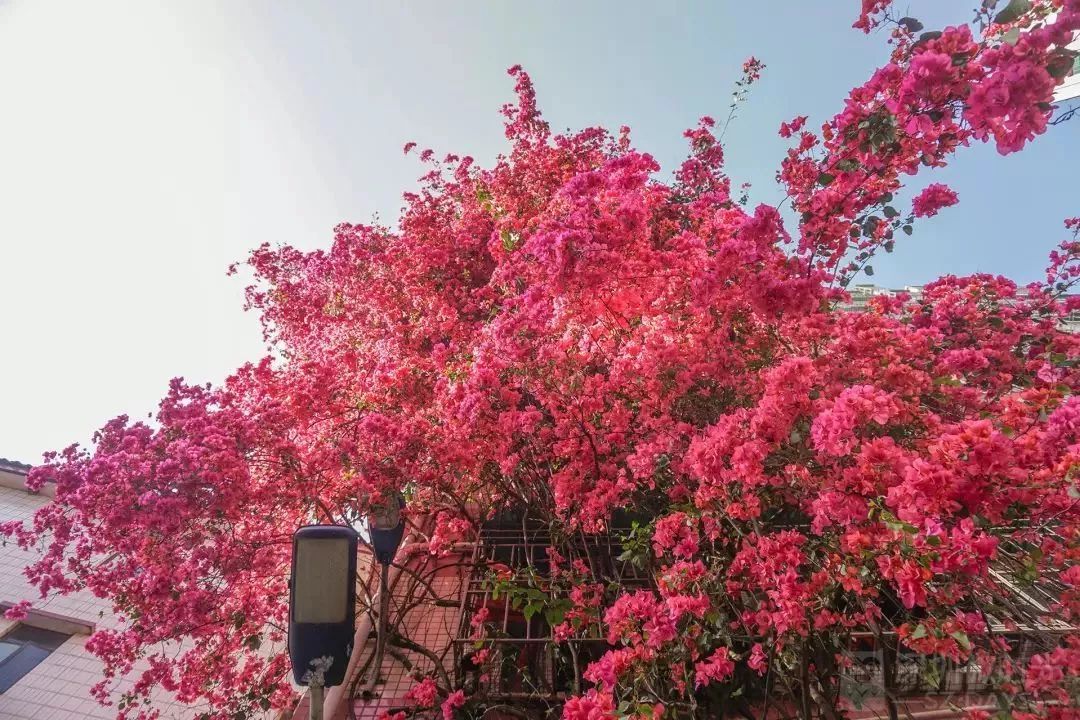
0;458;201;719
1052;24;1080;102
839;283;1080;333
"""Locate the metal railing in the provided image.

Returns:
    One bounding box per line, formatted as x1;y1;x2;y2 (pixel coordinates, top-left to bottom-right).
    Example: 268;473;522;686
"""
451;521;1077;709
451;523;648;701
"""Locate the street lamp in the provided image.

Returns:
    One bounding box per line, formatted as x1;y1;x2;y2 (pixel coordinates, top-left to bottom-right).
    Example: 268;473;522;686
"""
365;491;405;692
288;525;358;720
367;491;405;564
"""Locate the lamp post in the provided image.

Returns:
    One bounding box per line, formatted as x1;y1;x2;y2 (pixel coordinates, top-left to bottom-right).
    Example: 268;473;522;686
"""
288;525;358;720
365;491;405;690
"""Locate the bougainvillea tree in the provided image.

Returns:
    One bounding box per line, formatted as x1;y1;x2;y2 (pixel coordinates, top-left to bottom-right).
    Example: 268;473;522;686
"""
5;1;1080;718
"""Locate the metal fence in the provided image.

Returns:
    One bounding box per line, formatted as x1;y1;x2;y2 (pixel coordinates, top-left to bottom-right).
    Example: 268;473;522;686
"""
451;523;648;700
451;521;1076;709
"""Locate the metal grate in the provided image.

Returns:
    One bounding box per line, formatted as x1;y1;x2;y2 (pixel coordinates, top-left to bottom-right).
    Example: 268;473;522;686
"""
450;521;1077;707
452;522;649;701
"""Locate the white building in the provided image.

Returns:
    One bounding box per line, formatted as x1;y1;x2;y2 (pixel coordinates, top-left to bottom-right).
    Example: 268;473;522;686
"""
1052;23;1080;102
0;458;200;719
839;284;1080;333
842;284;924;313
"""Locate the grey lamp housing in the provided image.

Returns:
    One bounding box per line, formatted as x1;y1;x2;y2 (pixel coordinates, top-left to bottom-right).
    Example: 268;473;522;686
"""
367;492;405;565
287;524;358;687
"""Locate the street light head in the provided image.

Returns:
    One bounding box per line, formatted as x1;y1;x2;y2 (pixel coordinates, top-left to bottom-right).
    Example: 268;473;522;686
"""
367;491;405;565
288;524;358;688
367;492;402;531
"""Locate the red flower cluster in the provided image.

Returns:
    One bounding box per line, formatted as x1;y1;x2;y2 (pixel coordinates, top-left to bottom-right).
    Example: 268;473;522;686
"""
912;183;960;218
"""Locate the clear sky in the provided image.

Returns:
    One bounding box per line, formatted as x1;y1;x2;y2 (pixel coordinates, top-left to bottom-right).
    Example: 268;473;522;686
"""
0;1;1077;464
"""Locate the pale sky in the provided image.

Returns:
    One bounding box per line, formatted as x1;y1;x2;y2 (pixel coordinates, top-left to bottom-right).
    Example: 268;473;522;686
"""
1;1;1077;464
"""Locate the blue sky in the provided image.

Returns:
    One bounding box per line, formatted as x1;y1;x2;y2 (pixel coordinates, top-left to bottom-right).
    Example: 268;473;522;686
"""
0;1;1076;463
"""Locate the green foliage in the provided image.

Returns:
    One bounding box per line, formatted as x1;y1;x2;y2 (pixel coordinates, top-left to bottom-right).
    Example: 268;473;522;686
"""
994;0;1032;25
616;520;653;570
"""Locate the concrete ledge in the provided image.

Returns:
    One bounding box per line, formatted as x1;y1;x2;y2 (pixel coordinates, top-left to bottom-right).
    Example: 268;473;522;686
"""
0;602;96;636
0;468;54;498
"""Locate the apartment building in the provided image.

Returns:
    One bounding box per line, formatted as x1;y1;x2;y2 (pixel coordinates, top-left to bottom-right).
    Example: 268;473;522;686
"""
0;458;200;719
840;283;1080;333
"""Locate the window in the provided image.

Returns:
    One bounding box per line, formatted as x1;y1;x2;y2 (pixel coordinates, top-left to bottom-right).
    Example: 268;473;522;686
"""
0;625;71;693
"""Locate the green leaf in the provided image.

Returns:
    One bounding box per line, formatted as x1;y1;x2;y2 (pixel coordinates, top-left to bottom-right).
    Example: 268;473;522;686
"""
950;631;972;651
884;240;895;253
898;17;924;33
836;158;861;172
883;205;900;218
818;172;836;186
994;0;1031;24
1047;51;1077;80
882;512;918;534
500;228;520;252
911;624;928;640
545;602;569;627
864;265;874;277
902;224;913;236
921;661;942;688
523;602;542;621
919;31;943;42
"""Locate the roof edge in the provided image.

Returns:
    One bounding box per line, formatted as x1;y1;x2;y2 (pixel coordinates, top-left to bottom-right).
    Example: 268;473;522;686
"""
0;457;31;476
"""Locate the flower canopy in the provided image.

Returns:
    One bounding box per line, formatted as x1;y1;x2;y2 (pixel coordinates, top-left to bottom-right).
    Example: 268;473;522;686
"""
5;1;1080;718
